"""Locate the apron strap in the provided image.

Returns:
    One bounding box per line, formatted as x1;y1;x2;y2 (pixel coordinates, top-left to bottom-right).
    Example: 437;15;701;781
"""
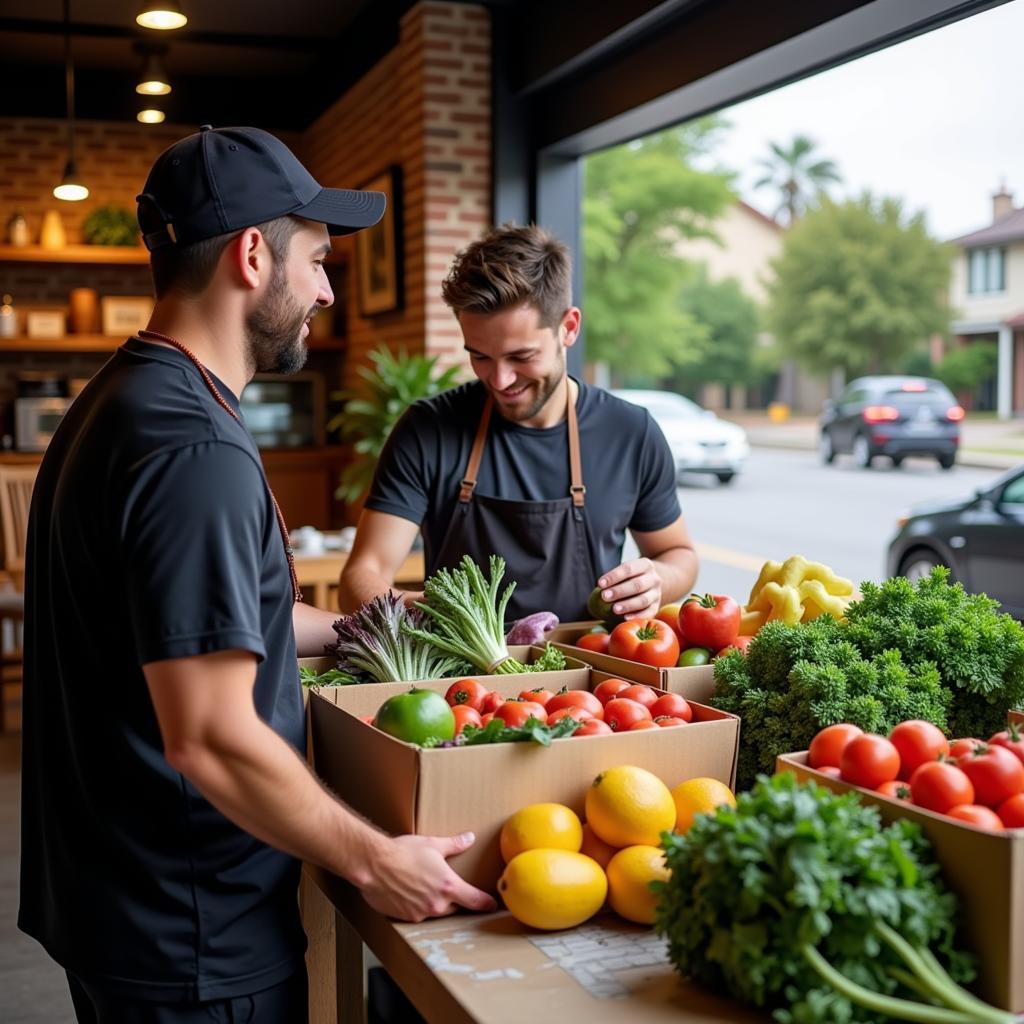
458;378;586;507
459;397;493;502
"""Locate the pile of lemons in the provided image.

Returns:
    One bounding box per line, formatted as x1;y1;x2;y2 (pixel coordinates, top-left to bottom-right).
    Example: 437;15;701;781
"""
497;766;735;931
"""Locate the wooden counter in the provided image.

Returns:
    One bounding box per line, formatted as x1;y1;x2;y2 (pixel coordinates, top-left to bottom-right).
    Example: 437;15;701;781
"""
294;549;424;611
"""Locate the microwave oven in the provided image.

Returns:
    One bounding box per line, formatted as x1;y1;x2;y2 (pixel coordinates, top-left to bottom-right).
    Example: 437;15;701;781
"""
15;395;73;452
239;372;325;448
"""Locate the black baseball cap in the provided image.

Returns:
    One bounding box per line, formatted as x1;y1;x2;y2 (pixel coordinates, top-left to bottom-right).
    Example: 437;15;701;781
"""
137;125;386;251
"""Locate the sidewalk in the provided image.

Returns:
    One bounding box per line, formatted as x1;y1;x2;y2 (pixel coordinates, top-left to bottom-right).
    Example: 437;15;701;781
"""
723;412;1024;471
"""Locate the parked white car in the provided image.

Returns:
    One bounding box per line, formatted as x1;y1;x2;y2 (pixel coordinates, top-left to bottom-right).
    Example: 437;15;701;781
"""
611;389;750;485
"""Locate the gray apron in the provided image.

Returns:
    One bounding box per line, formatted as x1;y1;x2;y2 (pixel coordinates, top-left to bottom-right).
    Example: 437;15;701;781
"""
429;379;599;623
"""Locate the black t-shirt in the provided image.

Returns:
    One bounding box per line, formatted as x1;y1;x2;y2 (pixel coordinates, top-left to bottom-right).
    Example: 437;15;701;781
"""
19;338;306;1001
365;379;681;578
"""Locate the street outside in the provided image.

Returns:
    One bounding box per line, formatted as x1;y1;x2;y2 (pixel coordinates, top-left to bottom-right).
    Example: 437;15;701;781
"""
623;447;1016;603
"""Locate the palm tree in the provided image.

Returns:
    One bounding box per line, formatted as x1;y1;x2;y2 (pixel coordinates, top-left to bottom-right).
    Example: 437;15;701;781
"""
754;135;841;225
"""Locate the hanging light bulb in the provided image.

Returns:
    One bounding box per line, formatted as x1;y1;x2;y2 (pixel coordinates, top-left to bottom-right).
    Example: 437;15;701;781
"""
137;106;166;124
135;43;171;96
136;1;187;31
54;0;88;202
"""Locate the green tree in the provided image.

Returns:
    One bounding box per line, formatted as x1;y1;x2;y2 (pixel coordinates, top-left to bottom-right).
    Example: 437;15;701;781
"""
754;134;841;225
582;120;736;379
667;265;760;392
765;194;952;381
935;342;997;396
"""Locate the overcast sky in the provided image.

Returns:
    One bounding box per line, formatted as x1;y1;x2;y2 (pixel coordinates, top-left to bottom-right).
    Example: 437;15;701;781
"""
704;0;1024;241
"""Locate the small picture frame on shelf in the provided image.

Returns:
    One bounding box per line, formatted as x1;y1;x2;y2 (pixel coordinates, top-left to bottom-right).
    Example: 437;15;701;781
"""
101;295;154;336
26;309;66;339
356;166;402;317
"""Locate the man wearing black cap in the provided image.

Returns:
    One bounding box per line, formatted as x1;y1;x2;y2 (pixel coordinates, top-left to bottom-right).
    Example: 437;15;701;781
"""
19;126;494;1024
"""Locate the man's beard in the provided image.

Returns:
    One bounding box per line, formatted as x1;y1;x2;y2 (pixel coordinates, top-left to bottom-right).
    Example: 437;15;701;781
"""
245;262;315;375
498;347;566;422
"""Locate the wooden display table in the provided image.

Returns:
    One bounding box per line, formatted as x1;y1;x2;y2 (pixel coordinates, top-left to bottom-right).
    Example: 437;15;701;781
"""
293;549;424;611
302;866;764;1024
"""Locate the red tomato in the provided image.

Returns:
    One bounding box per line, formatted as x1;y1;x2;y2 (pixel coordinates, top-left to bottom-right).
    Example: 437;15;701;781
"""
629;719;659;731
654;603;684;641
988;724;1024;767
577;632;611;654
654;715;689;728
808;723;864;770
716;635;754;657
840;734;900;789
889;720;949;781
480;712;494;726
815;765;842;779
679;593;741;651
876;779;913;802
603;697;652;732
451;705;483;735
948;737;983;759
649;693;693;722
519;686;554;707
607;619;680;668
957;744;1024;807
444;678;488;711
947;804;1005;831
574;718;613;737
593;678;631;705
619;684;658;709
548;705;592;725
910;761;974;814
494;700;547;728
480;691;504;715
997;792;1024;828
546;690;604;721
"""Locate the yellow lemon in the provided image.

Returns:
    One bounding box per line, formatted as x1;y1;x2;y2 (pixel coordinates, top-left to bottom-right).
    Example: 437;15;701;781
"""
499;803;583;863
498;849;607;930
585;765;676;847
579;822;619;869
671;777;736;834
606;845;670;925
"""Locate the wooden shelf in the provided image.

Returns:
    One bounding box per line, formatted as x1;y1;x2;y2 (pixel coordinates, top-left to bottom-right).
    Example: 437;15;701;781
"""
0;335;119;352
0;243;149;265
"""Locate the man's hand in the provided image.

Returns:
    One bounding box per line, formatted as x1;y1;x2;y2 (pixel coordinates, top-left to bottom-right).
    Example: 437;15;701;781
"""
400;589;425;609
361;832;497;922
596;558;663;620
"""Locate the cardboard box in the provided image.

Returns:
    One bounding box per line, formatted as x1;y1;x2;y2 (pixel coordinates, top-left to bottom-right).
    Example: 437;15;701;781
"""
776;750;1024;1012
1010;709;1023;728
310;668;740;892
550;632;716;702
543;619;605;643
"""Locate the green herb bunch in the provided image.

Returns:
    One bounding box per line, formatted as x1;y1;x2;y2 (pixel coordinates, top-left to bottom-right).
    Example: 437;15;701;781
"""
713;615;949;790
844;569;1024;739
656;773;1010;1024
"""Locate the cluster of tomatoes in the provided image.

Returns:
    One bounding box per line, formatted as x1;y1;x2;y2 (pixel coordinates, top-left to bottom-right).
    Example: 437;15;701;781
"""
808;719;1024;831
577;592;751;669
442;677;695;736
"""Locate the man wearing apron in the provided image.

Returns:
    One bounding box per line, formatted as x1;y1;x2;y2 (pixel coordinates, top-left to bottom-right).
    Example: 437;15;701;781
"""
340;223;698;624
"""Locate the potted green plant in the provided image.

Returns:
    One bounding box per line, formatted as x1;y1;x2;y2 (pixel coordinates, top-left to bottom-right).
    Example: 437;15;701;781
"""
81;204;140;246
329;345;462;504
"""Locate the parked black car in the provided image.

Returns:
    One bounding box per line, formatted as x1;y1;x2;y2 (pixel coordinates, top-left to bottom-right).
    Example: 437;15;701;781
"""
820;375;963;469
886;464;1024;617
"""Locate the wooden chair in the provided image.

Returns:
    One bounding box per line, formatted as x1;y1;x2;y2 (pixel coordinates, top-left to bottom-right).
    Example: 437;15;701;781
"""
0;465;37;731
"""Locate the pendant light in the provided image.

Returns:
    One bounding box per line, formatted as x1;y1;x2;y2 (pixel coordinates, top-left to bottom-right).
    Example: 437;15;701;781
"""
135;42;171;96
137;106;166;124
136;1;187;31
53;0;88;202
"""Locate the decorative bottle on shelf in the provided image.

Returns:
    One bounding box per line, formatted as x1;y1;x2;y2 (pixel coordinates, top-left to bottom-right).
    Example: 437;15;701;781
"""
69;287;100;334
0;294;17;338
6;212;29;247
39;210;67;251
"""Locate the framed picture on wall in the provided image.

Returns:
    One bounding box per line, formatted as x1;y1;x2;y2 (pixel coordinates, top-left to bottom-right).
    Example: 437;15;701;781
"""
356;166;402;316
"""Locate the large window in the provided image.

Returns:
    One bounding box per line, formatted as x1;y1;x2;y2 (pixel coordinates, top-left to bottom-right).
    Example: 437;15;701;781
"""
968;247;1006;294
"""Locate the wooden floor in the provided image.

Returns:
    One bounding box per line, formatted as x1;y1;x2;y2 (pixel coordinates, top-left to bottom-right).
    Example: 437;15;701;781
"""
0;733;77;1023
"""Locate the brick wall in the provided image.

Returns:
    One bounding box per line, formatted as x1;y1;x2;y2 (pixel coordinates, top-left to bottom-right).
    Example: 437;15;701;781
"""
301;0;491;385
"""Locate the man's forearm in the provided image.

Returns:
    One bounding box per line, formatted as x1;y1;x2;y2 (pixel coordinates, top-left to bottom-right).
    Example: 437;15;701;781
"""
338;563;397;614
652;546;699;603
167;714;386;887
293;601;341;658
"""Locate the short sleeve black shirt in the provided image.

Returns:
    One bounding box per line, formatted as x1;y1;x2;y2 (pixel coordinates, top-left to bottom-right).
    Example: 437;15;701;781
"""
19;339;306;1000
365;379;681;577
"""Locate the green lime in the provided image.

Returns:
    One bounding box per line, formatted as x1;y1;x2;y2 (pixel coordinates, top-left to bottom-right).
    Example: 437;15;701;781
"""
677;647;711;667
587;586;623;626
588;625;608;635
374;689;455;746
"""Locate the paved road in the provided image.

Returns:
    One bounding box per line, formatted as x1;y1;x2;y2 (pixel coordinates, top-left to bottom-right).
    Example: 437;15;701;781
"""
625;448;1009;604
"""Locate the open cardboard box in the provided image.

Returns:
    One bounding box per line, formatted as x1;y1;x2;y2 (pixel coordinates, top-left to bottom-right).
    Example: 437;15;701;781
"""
310;666;740;893
1010;708;1023;728
776;749;1024;1013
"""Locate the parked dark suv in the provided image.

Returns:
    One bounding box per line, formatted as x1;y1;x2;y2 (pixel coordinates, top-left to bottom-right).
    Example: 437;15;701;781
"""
886;464;1024;618
819;376;964;470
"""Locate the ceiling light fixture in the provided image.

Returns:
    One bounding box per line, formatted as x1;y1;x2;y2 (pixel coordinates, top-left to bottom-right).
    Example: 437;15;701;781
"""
134;42;171;96
53;0;88;202
137;106;166;124
136;1;187;31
